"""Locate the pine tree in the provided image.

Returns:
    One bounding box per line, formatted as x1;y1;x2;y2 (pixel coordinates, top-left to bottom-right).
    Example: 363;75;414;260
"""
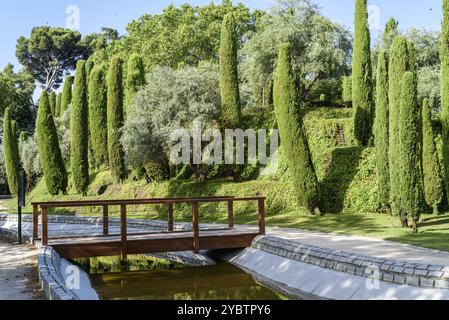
273;43;321;215
422;98;444;214
342;76;352;106
71;60;90;195
55;92;62;117
36;92;67;195
3;108;19;195
441;0;449;204
352;0;374;146
125;53;145;114
61;76;73;114
374;50;390;210
398;72;423;232
219;13;241;129
388;36;414;225
49;91;56;116
89;64;109;168
107;56;126;182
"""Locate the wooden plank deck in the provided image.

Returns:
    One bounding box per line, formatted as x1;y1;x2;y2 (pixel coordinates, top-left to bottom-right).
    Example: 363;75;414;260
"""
49;229;260;259
32;196;266;261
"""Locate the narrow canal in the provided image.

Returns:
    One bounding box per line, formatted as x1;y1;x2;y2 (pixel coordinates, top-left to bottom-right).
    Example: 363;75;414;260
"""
76;255;288;300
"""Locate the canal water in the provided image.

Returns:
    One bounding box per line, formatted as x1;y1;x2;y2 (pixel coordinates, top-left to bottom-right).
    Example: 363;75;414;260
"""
76;256;287;300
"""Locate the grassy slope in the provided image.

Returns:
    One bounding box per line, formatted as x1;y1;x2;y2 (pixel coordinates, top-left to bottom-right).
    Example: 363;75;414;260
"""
8;108;449;252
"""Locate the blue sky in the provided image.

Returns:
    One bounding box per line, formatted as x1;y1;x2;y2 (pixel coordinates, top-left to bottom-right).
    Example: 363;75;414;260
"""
0;0;443;77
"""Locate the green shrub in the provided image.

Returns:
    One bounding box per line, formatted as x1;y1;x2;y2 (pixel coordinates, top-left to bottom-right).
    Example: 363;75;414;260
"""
36;92;67;195
88;64;109;168
219;13;241;129
273;43;320;214
441;0;449;204
3;108;19;195
49;91;56;116
71;60;90;195
398;72;423;232
352;0;373;146
374;50;390;210
320;94;326;101
107;56;126;182
422;98;444;214
55;93;62;117
61;76;73;114
125;53;145;115
342;76;352;104
389;36;414;219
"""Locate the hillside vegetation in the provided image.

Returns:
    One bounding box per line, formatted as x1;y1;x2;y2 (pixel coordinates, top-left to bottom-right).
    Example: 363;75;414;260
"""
11;108;379;216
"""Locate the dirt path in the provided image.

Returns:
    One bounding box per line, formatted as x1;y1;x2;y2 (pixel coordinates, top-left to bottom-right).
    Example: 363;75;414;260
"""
0;241;45;300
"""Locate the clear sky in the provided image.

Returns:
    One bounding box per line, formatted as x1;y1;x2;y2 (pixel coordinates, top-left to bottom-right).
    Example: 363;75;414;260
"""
0;0;444;75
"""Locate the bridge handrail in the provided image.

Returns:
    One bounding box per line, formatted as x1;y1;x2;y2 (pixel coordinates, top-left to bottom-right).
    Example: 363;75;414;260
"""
33;196;266;260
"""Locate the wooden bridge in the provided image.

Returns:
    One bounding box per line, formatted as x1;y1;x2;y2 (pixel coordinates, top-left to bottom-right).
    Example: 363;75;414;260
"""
32;196;265;262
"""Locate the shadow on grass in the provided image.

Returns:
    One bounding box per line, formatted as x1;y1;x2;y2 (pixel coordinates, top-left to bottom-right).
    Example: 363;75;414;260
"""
320;146;364;213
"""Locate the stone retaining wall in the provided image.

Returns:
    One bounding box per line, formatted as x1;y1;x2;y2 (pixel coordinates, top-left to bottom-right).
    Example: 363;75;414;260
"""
253;236;449;290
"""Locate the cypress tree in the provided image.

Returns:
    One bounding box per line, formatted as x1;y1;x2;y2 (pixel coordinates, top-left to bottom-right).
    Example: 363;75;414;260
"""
352;0;374;146
125;53;145;114
440;0;449;204
61;76;73;114
3;108;19;195
55;92;62;117
49;91;56;116
273;43;321;215
388;36;413;225
374;50;390;211
71;60;90;195
422;98;444;214
398;72;423;232
36;92;67;195
11;120;17;139
18;131;26;156
107;56;126;182
89;64;109;168
342;76;352;106
219;13;241;129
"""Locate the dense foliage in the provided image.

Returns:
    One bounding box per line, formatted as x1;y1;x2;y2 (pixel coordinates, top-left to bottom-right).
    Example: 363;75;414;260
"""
125;53;146;114
273;43;320;214
441;0;449;205
70;60;90;195
36;92;67;195
241;0;352;108
352;0;373;146
61;76;73;115
398;72;423;232
16;27;88;91
374;50;390;210
122;63;221;176
88;64;109;168
421;98;444;214
389;36;414;221
3;108;19;194
220;13;241;129
107;57;126;182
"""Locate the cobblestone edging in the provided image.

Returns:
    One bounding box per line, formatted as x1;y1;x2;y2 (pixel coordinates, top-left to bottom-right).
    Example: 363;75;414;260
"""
253;236;449;290
38;246;80;300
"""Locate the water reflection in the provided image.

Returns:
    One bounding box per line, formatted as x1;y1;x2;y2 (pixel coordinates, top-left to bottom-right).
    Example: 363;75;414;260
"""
78;256;286;300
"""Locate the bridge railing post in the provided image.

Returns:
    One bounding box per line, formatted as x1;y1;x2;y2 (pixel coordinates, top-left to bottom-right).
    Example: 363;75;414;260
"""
192;202;200;254
258;197;266;235
227;200;234;228
167;203;174;232
120;204;128;264
32;204;39;242
41;206;48;246
103;205;109;236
